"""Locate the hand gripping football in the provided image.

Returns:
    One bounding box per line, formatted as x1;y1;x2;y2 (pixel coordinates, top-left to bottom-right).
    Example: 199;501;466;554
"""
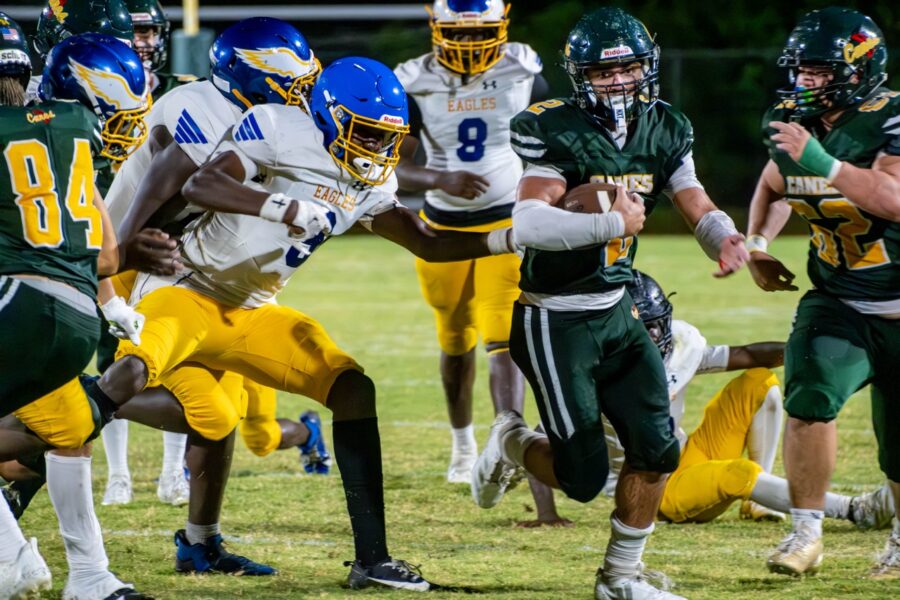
558;182;618;213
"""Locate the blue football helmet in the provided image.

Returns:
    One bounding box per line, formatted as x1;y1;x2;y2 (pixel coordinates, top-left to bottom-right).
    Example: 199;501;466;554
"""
209;17;320;110
40;33;150;161
309;57;410;187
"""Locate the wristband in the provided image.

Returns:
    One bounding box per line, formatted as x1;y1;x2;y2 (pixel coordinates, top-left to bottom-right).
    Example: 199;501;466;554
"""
487;227;514;255
798;137;842;183
259;193;293;223
745;234;769;254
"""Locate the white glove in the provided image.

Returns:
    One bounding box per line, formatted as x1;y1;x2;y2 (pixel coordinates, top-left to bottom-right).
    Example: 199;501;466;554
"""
290;199;334;238
100;296;145;345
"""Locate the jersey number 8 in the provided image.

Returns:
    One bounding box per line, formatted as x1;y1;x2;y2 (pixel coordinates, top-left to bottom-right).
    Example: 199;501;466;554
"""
3;139;102;251
457;118;487;162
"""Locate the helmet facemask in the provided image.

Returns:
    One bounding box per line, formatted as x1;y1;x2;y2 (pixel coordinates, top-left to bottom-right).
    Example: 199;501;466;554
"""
268;56;321;110
99;94;152;162
776;50;886;117
323;99;409;187
428;3;509;75
643;312;674;363
132;22;168;71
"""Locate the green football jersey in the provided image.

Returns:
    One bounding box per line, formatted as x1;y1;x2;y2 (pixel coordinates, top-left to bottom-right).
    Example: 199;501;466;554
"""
764;89;900;301
0;101;105;297
510;98;694;295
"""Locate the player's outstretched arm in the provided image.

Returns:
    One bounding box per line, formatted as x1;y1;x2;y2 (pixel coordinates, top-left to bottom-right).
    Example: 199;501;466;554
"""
726;342;785;370
370;205;513;261
769;121;900;221
746;160;798;292
671;187;749;278
95;185;119;278
395;136;490;199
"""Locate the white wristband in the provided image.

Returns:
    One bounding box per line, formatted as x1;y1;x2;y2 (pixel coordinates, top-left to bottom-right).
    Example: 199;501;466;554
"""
745;234;769;254
486;227;514;255
259;193;293;223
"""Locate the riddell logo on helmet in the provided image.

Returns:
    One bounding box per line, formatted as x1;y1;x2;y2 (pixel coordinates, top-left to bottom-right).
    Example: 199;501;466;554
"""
48;0;68;23
601;46;634;59
379;114;404;125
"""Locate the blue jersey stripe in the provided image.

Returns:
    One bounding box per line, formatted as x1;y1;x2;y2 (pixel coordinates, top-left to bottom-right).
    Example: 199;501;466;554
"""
179;110;208;143
247;113;264;140
174;122;198;144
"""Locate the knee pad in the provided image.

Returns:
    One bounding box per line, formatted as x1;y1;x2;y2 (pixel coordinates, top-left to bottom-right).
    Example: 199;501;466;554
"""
638;437;682;474
784;385;840;422
240;416;281;457
720;458;763;499
435;321;477;356
557;458;609;504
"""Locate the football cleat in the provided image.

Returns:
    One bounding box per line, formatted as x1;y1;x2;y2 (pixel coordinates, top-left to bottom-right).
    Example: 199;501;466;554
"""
849;484;895;531
0;538;52;600
345;558;430;592
470;411;526;509
101;588;155;600
157;470;189;506
299;411;331;475
174;530;276;576
740;500;786;522
446;449;477;485
766;524;824;576
62;572;142;600
102;474;133;506
870;526;900;580
595;565;685;600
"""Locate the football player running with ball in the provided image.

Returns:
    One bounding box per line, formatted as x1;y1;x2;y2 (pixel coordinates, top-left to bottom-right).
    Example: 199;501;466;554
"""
470;8;749;599
747;7;900;579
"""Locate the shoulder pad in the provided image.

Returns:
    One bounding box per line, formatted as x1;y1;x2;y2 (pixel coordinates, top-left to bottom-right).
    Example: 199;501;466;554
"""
394;54;431;94
505;42;542;75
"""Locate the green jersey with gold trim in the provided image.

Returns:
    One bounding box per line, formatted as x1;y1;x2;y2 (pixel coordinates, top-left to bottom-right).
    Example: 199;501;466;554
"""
764;89;900;301
0;101;104;297
510;98;694;295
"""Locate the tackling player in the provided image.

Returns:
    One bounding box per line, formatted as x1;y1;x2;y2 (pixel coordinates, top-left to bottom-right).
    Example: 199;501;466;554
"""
746;7;900;579
469;8;749;599
0;26;154;600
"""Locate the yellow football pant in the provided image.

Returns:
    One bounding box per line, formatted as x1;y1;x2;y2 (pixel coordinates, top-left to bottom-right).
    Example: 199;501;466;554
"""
239;379;281;457
415;215;520;355
116;287;359;441
15;377;95;449
659;368;780;523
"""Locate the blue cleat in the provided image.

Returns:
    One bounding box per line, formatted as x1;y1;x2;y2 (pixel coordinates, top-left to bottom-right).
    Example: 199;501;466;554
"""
299;411;331;475
174;530;276;576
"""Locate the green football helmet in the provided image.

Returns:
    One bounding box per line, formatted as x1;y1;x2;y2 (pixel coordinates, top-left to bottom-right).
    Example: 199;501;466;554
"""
563;7;659;126
33;0;134;59
0;12;31;88
124;0;170;71
777;7;888;116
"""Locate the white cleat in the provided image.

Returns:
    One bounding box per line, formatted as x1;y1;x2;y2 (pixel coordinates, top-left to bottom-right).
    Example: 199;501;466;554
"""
740;500;786;522
0;538;52;600
850;484;895;530
157;469;189;506
595;566;686;600
870;524;900;580
447;450;477;484
766;523;823;576
101;474;133;506
470;411;526;509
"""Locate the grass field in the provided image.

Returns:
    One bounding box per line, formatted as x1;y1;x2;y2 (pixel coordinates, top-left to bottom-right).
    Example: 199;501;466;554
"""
18;234;892;599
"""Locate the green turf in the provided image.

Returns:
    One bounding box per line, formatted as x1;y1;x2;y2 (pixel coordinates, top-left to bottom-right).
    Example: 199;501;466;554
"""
18;235;892;599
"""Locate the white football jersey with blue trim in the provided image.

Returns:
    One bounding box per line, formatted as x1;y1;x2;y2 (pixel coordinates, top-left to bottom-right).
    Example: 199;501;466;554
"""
394;42;541;214
131;104;399;309
105;80;241;227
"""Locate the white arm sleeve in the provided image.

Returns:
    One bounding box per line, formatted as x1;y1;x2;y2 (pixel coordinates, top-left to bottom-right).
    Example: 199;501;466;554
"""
512;199;625;250
697;344;730;373
662;151;703;199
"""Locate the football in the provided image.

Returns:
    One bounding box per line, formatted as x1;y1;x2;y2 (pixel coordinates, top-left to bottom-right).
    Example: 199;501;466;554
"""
559;182;618;213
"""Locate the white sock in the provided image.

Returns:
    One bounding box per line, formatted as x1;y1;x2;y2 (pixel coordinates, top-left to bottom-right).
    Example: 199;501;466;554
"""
161;431;188;476
185;522;220;546
101;418;130;479
751;472;851;519
893;517;900;538
451;424;477;456
45;452;118;589
747;385;783;473
602;513;653;583
0;497;27;562
791;508;824;537
502;424;544;467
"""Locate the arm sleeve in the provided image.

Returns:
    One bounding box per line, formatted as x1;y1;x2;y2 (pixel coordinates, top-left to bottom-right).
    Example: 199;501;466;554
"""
662;151;703;199
697;344;730;373
512;199;624;250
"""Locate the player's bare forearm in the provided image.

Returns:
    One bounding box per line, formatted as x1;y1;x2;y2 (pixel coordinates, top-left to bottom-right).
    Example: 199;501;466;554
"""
182;151;291;219
94;187;119;277
748;161;789;241
830;155;900;222
726;342;785;370
371;206;493;261
396;136;439;192
671;186;718;230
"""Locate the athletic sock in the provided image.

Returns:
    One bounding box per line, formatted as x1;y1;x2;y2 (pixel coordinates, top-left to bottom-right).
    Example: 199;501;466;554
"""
751;473;852;519
502;424;544;467
45;452;122;594
332;417;388;566
101;419;130;479
791;508;824;537
602;513;653;584
450;424;476;456
0;496;27;562
5;450;47;519
185;522;220;546
161;431;188;477
747;384;783;473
